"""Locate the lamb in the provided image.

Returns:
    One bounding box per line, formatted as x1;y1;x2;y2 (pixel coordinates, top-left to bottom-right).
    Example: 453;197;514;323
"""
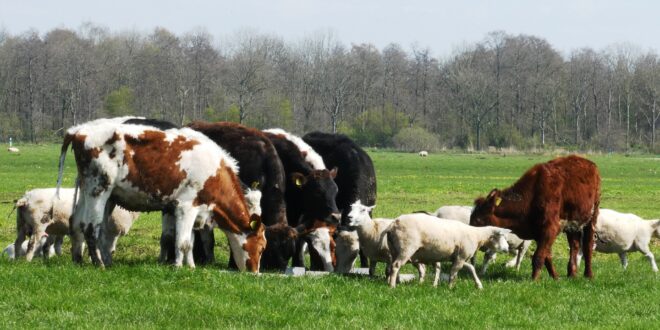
13;188;139;261
347;200;426;280
3;238;55;259
577;208;660;272
387;213;510;289
334;229;360;274
418;151;428;157
435;205;531;273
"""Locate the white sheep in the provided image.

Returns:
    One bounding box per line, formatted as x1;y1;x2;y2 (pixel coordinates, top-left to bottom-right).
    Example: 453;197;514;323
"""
2;238;55;259
434;205;532;273
347;200;426;280
386;213;510;289
8;147;19;153
418;150;428;157
13;188;139;261
334;229;360;274
577;208;660;272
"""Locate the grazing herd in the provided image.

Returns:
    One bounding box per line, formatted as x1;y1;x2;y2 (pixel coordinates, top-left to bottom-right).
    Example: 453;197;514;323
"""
4;116;659;290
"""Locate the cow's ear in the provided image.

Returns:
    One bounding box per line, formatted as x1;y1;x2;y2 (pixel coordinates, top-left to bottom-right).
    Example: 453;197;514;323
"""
487;189;499;199
329;167;338;179
291;173;307;188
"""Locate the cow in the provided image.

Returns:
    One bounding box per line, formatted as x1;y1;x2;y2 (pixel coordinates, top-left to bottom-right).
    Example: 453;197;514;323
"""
57;117;266;271
187;121;297;271
263;129;341;271
470;155;601;280
303;132;377;270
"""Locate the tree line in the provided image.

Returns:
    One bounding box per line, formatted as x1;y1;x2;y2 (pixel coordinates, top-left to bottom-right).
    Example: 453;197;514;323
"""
0;25;658;152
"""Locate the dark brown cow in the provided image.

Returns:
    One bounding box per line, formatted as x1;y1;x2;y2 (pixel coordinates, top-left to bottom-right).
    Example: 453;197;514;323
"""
187;121;297;271
470;155;600;280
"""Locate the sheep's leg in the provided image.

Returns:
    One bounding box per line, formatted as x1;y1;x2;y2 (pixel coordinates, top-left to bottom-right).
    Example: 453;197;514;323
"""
481;250;496;275
462;261;483;289
174;204;198;268
618;252;628;270
159;211;176;264
432;262;442;287
388;257;408;288
566;231;582;278
637;246;658;272
43;235;56;259
448;259;465;289
25;228;46;262
416;263;426;283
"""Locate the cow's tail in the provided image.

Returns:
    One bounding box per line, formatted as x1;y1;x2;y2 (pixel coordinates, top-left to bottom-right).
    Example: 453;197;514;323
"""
56;133;75;199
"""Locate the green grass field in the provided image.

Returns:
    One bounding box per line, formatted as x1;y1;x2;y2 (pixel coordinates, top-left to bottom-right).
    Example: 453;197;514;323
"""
0;145;658;328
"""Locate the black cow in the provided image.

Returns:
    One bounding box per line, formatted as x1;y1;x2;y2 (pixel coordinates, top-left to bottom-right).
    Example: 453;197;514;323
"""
187;121;297;271
263;129;341;270
303;132;377;270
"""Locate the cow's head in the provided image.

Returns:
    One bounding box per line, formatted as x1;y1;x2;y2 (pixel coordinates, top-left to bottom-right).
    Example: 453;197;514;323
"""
241;214;267;273
291;167;341;224
261;223;298;271
346;200;376;228
470;189;503;227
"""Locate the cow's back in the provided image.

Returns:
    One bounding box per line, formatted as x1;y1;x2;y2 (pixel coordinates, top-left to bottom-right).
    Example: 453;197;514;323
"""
547;155;600;222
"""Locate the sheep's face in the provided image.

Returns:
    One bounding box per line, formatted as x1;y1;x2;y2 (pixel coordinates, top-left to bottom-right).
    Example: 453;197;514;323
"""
487;229;511;253
347;200;375;227
470;189;501;227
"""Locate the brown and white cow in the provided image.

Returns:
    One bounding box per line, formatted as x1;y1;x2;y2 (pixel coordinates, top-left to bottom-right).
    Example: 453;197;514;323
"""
57;117;266;271
470;155;601;280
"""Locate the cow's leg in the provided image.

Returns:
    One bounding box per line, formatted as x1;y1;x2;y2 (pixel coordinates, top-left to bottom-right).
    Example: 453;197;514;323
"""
532;228;560;280
566;231;582;277
159;211;176;264
481;250;496;275
174;204;198;268
618;252;628;270
13;226;27;259
368;259;377;277
81;192;112;268
581;221;595;278
42;234;56;259
193;227;215;265
99;202;116;267
70;195;86;264
54;235;64;256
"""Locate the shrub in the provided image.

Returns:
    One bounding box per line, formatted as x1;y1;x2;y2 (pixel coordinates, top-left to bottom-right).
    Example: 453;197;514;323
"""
392;127;441;152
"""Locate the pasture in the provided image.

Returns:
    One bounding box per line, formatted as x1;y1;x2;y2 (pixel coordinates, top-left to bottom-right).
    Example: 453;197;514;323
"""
0;145;658;328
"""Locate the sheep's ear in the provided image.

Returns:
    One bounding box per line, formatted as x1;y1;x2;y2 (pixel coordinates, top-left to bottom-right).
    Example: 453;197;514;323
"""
497;228;511;235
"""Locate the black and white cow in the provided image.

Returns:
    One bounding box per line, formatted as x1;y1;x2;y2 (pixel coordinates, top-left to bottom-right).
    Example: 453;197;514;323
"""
263;129;341;271
303;132;377;272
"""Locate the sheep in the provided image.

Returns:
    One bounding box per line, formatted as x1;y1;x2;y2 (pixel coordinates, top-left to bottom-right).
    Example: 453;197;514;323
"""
418;150;428;157
13;188;139;261
8;147;19;153
3;238;55;259
577;208;660;272
347;200;426;280
334;229;360;274
387;213;510;289
434;205;532;274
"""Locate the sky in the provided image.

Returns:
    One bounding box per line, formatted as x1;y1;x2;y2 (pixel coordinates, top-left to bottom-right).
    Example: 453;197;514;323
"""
0;0;658;57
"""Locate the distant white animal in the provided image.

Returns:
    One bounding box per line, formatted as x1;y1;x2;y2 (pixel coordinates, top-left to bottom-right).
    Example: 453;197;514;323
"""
8;147;19;153
577;208;660;272
387;213;510;289
13;188;139;261
418;151;428;157
434;205;532;273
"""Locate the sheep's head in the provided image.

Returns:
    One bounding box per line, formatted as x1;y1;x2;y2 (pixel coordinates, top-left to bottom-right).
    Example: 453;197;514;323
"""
347;200;375;227
470;189;502;227
244;188;262;216
486;228;511;253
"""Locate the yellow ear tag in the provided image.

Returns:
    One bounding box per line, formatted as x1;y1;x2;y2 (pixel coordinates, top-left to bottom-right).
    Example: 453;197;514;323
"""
250;220;258;230
495;197;502;206
251;181;259;189
295;177;303;187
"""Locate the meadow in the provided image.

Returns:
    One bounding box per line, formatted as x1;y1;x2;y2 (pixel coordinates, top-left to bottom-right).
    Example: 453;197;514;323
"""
0;145;658;328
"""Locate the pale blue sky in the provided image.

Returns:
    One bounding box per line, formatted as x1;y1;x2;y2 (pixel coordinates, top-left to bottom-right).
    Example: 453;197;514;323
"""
0;0;657;56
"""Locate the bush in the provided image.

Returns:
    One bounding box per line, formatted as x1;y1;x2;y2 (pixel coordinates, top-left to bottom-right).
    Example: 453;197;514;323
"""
392;127;441;152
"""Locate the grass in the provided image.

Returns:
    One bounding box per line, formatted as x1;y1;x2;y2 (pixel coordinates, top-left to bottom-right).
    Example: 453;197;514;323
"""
0;145;658;328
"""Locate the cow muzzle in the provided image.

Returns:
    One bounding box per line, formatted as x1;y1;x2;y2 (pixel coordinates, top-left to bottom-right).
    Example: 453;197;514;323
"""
329;212;341;225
